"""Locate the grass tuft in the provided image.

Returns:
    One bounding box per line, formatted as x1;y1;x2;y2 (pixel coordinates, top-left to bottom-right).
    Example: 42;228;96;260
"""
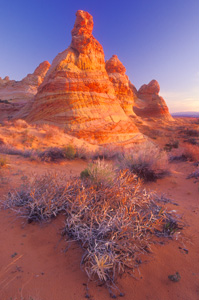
80;159;116;186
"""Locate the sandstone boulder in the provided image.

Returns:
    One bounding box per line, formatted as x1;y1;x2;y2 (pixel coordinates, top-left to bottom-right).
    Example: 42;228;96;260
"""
134;80;173;120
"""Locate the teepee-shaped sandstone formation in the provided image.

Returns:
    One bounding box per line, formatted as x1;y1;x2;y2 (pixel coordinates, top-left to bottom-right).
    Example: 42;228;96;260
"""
26;10;143;145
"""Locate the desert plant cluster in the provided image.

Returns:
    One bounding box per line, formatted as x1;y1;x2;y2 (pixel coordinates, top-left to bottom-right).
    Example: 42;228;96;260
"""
2;166;180;293
117;143;170;181
169;144;199;162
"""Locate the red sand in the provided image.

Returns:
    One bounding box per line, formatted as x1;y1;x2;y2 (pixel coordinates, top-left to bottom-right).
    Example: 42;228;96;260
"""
0;154;199;299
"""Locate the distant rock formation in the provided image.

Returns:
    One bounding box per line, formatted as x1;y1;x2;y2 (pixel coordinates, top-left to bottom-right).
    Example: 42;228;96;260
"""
133;80;173;120
26;10;143;145
0;61;50;103
105;55;136;117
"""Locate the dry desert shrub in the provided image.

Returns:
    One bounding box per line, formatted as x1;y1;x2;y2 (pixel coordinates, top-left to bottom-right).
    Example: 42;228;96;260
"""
180;128;199;137
75;146;93;160
38;147;66;162
184;137;199;145
91;145;124;160
0;144;38;160
4;172;69;222
187;168;199;179
169;144;199;162
38;146;76;162
0;143;77;162
164;140;179;152
117;143;170;181
0;144;25;156
3;170;180;293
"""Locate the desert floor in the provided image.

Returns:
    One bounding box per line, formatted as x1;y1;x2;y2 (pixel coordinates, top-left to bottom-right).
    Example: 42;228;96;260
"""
0;118;199;300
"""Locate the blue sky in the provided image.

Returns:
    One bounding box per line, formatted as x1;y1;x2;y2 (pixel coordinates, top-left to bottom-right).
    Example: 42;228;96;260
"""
0;0;198;112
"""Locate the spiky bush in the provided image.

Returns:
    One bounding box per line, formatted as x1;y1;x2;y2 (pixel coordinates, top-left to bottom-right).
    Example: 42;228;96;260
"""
3;171;180;294
117;143;170;181
4;172;69;222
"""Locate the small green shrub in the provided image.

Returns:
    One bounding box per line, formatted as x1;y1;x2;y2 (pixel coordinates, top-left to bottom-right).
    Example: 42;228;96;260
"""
164;140;179;152
80;168;90;179
0;156;7;167
63;144;76;160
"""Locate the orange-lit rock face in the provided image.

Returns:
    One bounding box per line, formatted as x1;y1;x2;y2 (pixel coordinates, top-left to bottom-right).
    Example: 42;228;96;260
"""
106;55;136;117
134;80;174;120
138;79;160;96
70;10;105;70
106;55;126;75
33;61;51;79
26;10;143;145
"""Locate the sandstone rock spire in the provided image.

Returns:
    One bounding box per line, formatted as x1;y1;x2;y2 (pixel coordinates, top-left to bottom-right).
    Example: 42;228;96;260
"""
106;55;136;117
26;10;143;145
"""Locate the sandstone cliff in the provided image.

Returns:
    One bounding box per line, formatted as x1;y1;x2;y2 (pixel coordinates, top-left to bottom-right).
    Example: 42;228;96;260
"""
26;10;143;145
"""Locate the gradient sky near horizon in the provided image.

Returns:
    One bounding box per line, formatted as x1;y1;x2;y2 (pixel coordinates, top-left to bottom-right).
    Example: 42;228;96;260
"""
0;0;199;113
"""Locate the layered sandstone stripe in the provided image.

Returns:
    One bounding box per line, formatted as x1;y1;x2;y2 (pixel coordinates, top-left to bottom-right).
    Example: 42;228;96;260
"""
26;10;143;145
